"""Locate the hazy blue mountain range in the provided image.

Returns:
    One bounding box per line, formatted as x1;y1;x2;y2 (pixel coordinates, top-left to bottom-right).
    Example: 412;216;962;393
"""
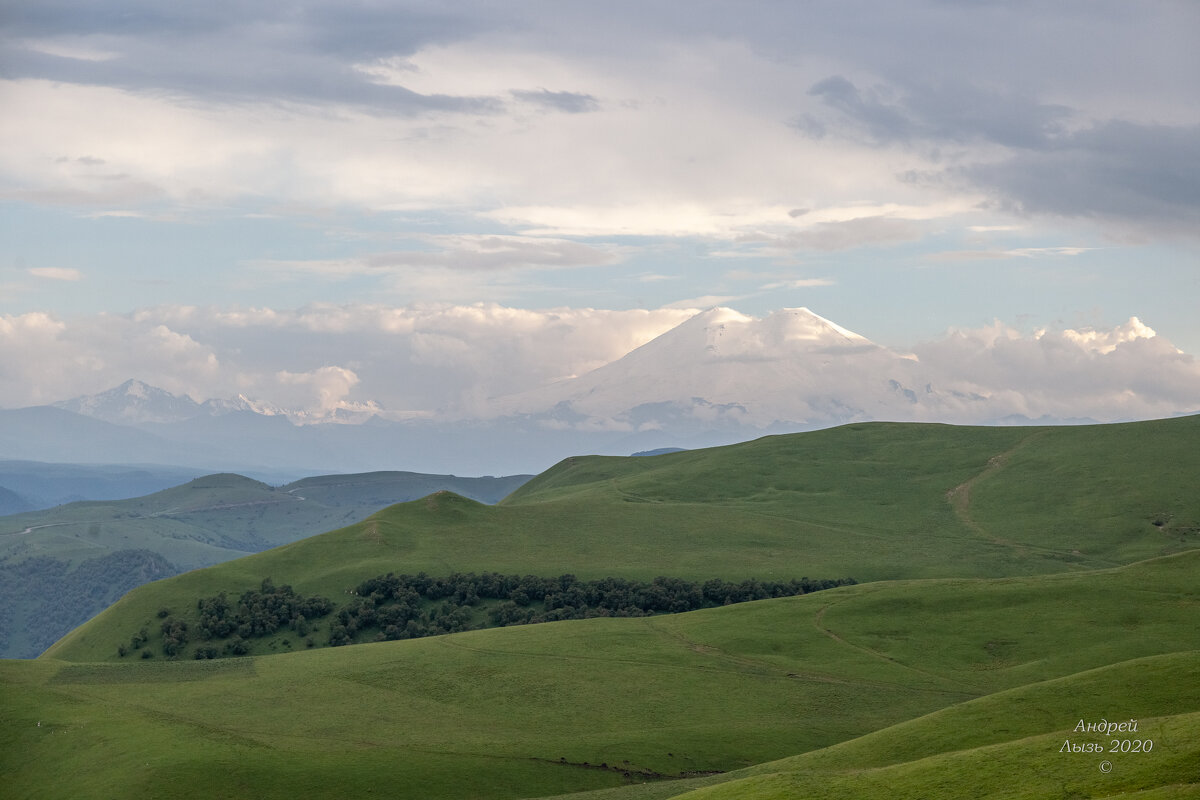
0;469;531;659
0;461;214;513
0;395;736;476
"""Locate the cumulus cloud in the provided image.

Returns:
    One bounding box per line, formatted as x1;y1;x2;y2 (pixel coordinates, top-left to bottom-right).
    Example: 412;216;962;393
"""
0;304;695;417
272;366;373;420
912;318;1200;421
1;305;1196;426
0;310;219;406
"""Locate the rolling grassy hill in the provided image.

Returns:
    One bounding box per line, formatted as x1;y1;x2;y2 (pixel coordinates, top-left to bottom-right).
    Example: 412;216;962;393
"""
43;416;1199;664
0;470;531;658
6;416;1199;798
7;551;1200;799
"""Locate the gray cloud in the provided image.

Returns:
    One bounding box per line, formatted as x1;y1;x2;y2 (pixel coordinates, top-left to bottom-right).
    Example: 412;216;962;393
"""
806;75;1072;148
961;121;1200;233
511;89;600;113
2;1;499;114
807;73;1200;235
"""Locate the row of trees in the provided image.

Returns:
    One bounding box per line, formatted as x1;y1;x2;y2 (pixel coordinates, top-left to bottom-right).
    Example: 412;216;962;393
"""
117;571;855;659
340;571;857;642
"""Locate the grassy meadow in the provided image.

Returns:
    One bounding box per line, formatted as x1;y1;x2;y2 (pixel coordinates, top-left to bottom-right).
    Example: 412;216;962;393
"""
7;551;1200;798
5;416;1199;798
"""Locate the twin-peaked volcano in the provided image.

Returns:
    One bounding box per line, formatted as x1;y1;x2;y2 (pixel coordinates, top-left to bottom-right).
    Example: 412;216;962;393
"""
492;307;951;431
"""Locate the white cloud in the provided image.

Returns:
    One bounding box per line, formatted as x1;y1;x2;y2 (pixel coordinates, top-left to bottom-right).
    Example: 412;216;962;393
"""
251;235;624;279
273;366;370;420
661;296;743;310
912;318;1200;421
0;304;695;417
760;278;836;290
28;267;83;281
1057;316;1163;355
926;245;1095;263
1;305;1196;426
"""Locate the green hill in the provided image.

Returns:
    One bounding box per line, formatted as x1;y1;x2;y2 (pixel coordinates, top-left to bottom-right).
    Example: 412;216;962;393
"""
8;417;1200;798
6;551;1200;799
0;471;531;658
43;417;1199;664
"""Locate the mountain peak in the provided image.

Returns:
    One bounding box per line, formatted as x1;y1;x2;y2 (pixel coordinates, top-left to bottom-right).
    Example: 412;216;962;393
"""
55;380;203;425
491;306;905;428
763;307;870;346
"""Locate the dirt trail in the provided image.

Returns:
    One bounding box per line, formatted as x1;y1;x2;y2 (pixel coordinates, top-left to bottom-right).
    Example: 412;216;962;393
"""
945;432;1047;548
943;432;1120;567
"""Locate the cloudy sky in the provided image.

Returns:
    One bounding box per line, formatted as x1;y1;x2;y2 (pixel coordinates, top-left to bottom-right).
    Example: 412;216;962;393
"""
2;1;1198;418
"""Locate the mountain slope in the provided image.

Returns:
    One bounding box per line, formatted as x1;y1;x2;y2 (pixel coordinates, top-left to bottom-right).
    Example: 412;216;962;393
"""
493;307;925;428
42;416;1199;664
494;306;1096;433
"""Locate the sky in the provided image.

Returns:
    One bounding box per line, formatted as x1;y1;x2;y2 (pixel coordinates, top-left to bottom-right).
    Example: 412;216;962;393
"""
2;1;1198;418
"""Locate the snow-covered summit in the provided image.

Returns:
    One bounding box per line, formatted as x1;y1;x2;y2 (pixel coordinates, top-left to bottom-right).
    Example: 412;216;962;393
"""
55;380;292;426
54;379;205;425
489;306;936;430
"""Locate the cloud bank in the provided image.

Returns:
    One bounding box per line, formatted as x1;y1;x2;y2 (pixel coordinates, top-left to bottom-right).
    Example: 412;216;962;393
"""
1;304;1195;427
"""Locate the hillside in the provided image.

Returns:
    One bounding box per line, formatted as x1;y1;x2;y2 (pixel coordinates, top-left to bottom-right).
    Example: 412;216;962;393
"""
8;551;1200;799
11;416;1199;798
41;416;1199;664
0;470;531;658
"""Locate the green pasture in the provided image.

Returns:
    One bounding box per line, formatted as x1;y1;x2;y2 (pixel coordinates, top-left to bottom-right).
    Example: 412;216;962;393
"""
9;417;1200;798
12;551;1200;799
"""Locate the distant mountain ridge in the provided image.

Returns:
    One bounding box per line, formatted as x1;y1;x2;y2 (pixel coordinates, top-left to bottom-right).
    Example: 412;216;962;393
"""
0;467;533;658
53;379;285;425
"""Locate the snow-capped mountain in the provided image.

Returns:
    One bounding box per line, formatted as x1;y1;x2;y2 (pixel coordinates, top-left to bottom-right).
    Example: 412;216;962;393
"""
55;379;206;425
490;307;967;431
54;379;288;426
31;305;1173;474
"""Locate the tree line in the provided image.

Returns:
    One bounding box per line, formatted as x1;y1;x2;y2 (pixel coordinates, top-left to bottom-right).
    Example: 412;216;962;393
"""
117;571;855;659
336;571;856;645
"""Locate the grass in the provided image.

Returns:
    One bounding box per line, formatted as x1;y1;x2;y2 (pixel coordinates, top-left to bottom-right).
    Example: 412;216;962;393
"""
10;550;1200;799
43;416;1200;663
539;651;1200;800
9;416;1200;798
